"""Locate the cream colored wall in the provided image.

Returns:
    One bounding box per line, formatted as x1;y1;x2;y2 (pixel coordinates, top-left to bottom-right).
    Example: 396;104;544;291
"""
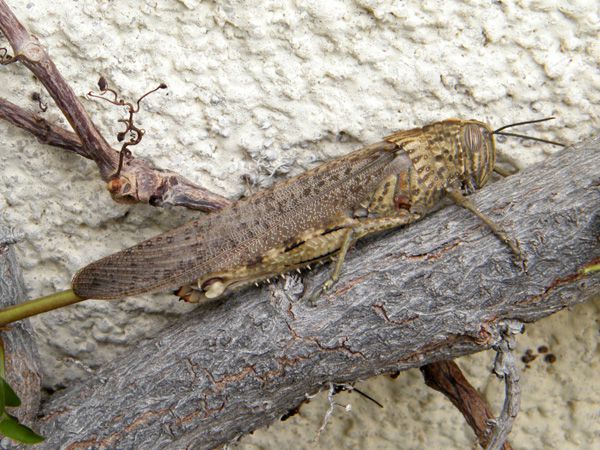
0;0;598;448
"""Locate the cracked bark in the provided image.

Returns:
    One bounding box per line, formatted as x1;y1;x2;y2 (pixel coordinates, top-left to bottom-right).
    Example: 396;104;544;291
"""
0;227;41;430
0;136;595;449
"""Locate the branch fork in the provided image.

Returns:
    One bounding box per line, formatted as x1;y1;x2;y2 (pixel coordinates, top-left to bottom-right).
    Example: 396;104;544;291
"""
0;0;229;212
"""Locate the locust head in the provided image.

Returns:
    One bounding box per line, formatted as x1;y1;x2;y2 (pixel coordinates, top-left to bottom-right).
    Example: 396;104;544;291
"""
458;117;564;194
458;120;496;193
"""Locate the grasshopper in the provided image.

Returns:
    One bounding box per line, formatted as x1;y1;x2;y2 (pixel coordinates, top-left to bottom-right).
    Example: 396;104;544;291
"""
69;117;562;304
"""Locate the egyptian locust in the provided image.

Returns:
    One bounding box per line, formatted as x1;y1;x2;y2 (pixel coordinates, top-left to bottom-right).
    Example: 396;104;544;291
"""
70;118;555;304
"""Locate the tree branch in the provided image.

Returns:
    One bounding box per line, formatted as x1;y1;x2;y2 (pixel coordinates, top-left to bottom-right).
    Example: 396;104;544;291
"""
421;360;513;450
16;136;596;449
0;97;84;155
0;0;230;212
0;0;113;168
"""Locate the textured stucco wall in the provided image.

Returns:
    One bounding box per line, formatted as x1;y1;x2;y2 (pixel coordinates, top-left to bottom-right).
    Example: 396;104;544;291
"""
0;0;598;448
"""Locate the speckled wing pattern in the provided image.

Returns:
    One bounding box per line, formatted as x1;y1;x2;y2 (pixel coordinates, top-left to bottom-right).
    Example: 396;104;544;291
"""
72;140;413;299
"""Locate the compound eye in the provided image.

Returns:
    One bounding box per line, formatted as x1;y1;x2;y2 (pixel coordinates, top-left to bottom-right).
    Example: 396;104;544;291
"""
460;123;495;190
462;123;483;154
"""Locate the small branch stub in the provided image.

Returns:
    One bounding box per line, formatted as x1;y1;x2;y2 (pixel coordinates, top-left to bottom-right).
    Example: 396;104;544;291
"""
17;40;44;63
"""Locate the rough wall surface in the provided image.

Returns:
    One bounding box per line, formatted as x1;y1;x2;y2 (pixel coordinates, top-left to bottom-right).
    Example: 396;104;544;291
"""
0;0;598;448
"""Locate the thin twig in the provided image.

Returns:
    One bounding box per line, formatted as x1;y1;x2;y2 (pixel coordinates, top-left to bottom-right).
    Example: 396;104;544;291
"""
336;384;384;409
88;80;168;178
315;383;352;440
486;321;523;450
0;97;85;155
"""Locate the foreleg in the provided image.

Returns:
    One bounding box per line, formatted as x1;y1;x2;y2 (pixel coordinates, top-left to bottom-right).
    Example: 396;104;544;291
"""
446;190;525;270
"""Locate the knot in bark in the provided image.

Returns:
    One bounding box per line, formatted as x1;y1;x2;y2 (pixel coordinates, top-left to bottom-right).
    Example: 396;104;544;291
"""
18;40;45;63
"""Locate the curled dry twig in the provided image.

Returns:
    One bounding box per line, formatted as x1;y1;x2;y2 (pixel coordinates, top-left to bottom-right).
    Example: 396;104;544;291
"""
88;77;167;179
30;91;47;112
0;45;15;64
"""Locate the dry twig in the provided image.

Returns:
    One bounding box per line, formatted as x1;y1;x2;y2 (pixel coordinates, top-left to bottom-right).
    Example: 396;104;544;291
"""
486;321;522;450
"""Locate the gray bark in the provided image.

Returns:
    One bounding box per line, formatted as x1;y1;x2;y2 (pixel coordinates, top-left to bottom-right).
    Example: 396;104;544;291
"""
3;136;600;449
0;226;42;428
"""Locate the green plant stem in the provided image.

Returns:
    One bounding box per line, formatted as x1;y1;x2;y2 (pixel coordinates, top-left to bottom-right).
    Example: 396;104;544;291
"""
0;289;84;325
581;263;600;275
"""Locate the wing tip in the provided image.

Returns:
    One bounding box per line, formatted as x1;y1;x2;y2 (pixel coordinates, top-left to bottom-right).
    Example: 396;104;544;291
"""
72;260;127;300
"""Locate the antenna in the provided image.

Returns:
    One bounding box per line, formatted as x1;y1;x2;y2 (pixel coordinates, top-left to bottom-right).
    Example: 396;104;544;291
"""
493;117;565;147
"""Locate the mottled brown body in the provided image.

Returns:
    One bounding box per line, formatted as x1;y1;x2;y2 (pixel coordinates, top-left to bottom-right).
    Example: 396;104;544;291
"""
72;119;498;301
